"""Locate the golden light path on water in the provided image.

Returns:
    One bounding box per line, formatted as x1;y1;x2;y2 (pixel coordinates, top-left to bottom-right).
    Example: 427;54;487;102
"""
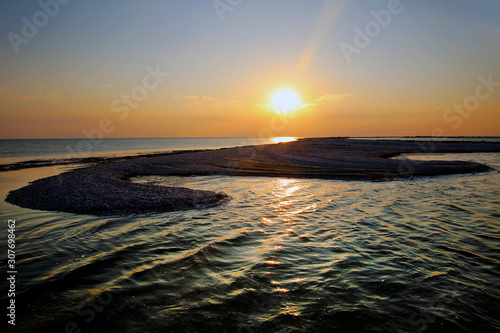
0;152;499;331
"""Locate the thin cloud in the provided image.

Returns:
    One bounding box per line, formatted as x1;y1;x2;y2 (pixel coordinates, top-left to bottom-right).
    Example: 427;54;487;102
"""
99;84;114;88
0;87;62;100
174;94;242;111
307;93;353;106
256;93;353;111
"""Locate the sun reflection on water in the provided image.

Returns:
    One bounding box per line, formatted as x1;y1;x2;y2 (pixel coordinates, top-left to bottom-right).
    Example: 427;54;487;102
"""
271;179;318;220
271;137;297;144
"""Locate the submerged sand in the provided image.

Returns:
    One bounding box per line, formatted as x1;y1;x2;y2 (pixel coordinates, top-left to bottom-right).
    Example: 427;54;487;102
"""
5;138;500;216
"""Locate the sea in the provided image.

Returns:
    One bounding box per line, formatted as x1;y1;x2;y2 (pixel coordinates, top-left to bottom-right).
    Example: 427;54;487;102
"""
0;137;499;332
0;137;283;165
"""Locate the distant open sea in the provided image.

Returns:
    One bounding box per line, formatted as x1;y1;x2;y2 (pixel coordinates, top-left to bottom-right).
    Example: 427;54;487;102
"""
0;137;499;332
0;137;281;164
1;137;498;163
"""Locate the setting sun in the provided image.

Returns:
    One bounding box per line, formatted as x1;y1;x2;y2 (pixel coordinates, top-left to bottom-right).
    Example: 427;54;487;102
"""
271;89;302;112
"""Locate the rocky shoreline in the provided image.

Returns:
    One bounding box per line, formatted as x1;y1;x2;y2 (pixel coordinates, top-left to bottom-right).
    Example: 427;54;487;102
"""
5;138;500;216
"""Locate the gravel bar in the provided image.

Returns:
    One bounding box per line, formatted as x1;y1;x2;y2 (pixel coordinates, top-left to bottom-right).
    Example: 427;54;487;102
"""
5;138;500;216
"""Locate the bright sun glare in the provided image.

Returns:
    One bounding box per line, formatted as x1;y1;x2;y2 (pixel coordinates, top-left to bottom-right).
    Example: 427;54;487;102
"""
271;89;301;112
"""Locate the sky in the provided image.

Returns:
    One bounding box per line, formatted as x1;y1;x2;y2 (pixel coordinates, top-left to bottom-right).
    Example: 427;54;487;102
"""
1;0;499;139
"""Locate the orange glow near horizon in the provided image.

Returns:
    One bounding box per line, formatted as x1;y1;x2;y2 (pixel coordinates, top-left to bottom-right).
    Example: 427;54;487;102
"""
1;2;500;139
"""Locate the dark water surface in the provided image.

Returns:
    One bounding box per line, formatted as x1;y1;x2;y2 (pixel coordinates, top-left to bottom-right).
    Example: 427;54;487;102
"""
0;153;499;332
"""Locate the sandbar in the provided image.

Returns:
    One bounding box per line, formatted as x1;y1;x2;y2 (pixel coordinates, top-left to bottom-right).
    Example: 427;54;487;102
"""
5;138;500;216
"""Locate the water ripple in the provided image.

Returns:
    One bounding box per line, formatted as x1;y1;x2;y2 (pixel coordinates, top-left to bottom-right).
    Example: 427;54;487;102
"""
0;153;499;332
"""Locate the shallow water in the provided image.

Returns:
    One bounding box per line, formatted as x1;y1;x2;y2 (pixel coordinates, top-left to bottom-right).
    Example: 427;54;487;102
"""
0;153;499;332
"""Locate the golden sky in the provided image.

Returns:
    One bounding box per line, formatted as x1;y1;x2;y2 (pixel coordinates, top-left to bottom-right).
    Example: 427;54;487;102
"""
1;0;499;138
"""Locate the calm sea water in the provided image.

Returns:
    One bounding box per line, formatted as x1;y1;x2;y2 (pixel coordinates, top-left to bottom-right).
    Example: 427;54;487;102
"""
0;137;280;163
0;140;499;332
